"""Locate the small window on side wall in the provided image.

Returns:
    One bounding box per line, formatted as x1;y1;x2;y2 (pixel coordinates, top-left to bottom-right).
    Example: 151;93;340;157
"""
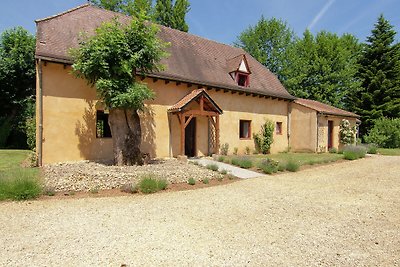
275;122;283;135
239;120;251;139
96;110;112;138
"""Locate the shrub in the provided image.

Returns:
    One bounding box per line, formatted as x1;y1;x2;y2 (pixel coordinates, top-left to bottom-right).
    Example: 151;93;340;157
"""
233;147;238;155
0;169;42;200
329;147;337;153
367;144;378;154
25;117;36;150
220;143;229;155
217;156;225;162
364;118;400;148
120;183;138;194
220;169;227;175
139;174;168;194
202;178;209;184
187;177;195;185
206;164;219;171
257;159;278;174
342;145;367;160
90;187;99;194
253;119;274;154
231;157;253;169
285;159;300;172
339;119;357;145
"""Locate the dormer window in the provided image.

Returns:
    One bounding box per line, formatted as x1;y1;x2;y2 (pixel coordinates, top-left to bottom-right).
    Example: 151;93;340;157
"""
227;54;251;87
237;73;249;87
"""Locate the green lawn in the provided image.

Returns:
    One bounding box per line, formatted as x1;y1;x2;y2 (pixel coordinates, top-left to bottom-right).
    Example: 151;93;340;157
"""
377;148;400;156
0;150;41;200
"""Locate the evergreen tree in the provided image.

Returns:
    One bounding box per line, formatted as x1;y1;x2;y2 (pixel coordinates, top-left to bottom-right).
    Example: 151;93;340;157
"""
173;0;190;32
350;15;400;136
126;0;153;18
154;0;174;28
89;0;128;13
234;16;295;82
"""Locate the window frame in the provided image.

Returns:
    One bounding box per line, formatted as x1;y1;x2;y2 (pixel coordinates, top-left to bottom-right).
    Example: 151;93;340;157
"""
239;120;252;140
275;121;283;135
96;110;112;138
236;72;250;87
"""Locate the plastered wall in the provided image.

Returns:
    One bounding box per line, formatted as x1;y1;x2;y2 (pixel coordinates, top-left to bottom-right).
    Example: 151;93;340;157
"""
38;62;291;164
290;103;317;152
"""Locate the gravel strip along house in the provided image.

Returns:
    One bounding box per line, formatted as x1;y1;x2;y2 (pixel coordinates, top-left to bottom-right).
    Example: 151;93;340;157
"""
35;4;359;165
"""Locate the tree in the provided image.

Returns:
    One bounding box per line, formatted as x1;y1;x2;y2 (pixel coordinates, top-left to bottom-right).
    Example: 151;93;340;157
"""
89;0;128;13
349;15;400;136
284;30;362;109
234;16;295;82
129;0;153;18
172;0;190;32
71;14;168;165
0;27;36;148
154;0;174;28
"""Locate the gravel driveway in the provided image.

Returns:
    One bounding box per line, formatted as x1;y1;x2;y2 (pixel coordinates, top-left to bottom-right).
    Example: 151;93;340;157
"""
1;155;399;266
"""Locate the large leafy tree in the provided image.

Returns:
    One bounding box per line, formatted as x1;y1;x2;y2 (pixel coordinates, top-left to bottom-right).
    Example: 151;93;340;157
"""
284;30;362;109
154;0;174;28
349;15;400;136
0;27;35;147
71;14;168;165
89;0;152;17
234;16;295;82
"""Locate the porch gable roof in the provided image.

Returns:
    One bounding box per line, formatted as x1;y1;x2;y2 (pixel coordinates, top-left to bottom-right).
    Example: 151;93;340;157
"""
168;89;223;114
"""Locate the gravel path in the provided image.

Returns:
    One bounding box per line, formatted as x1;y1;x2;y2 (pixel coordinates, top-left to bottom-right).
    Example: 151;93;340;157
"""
190;158;262;178
1;155;399;266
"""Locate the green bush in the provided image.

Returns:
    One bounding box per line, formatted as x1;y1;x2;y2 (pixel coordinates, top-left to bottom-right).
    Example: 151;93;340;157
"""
187;177;195;185
257;159;278;174
343;145;367;160
364;118;400;148
202;178;209;184
139;175;168;194
220;169;227;175
25;117;36;150
253;119;274;154
285;159;300;172
231;157;253;169
0;169;42;200
366;144;378;154
217;156;225;162
206;164;219;171
328;147;337;153
220;143;229;155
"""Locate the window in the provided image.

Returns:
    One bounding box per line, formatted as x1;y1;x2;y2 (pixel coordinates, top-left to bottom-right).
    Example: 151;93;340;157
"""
237;73;249;87
239;120;251;139
275;122;282;135
96;110;112;138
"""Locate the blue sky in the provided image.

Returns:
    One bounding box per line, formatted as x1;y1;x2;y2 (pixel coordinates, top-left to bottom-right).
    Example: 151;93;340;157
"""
0;0;399;45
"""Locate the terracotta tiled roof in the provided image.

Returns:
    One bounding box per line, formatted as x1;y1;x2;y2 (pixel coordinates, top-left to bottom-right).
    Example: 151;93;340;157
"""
35;4;295;100
168;89;222;113
294;98;359;118
226;54;250;73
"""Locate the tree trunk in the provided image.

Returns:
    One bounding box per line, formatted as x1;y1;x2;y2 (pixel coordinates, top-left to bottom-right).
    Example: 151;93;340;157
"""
108;108;143;166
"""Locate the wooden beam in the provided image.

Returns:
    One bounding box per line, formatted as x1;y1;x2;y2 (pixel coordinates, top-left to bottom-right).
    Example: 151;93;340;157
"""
246;92;251;96
140;76;145;81
239;92;244;95
165;80;170;84
153;78;158;83
215;88;221;92
179;113;185;156
252;93;257;97
200;96;204;112
231;91;237;94
175;81;181;86
182;109;219;117
224;89;229;93
184;115;194;128
197;85;203;89
215;115;220;154
208;116;216;128
187;83;192;88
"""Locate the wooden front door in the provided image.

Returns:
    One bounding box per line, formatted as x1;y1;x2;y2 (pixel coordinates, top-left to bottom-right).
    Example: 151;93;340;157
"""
328;120;334;149
185;117;196;157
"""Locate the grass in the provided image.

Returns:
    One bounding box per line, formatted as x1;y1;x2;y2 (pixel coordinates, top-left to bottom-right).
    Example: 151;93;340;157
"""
202;178;209;184
0;150;41;201
138;174;168;194
285;159;300;172
231;157;253;169
120;183;139;194
377;148;400;156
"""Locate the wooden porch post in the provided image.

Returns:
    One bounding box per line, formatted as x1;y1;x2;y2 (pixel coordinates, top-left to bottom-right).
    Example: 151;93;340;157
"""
178;113;185;156
215;115;220;154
